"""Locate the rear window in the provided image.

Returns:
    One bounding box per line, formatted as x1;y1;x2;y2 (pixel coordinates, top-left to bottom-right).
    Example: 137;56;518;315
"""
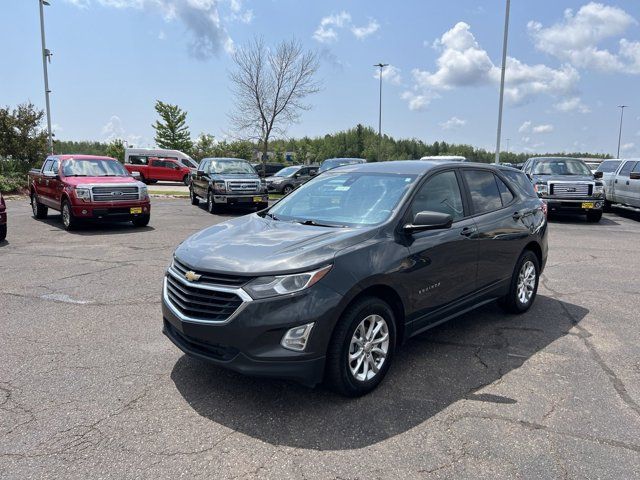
462;170;504;214
596;161;621;173
501;169;537;198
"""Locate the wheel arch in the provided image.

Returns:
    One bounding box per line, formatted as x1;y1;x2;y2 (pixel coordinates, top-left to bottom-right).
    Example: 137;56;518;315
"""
523;241;542;267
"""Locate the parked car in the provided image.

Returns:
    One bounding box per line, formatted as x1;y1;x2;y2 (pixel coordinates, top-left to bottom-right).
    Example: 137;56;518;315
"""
581;158;606;174
318;158;367;173
124;153;193;185
28;155;151;230
265;165;319;194
0;192;6;241
604;159;640;213
125;148;197;169
163;160;548;396
190;157;269;213
521;157;604;222
252;162;286;178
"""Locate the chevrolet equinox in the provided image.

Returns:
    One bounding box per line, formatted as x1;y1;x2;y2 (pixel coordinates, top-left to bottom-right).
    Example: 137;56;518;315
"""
163;161;548;396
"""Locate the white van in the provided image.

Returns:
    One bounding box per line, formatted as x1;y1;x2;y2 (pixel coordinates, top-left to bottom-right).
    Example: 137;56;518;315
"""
124;148;198;169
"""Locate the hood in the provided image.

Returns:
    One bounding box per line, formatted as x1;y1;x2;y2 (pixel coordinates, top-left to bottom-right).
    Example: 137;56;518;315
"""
63;176;140;186
175;214;376;275
531;174;595;183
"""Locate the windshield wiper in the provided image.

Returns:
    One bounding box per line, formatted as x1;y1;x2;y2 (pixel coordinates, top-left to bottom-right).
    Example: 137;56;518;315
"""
65;174;88;177
296;219;345;228
263;212;280;220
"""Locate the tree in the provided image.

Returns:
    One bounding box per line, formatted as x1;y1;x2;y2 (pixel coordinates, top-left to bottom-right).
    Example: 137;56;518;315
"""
229;38;320;170
192;133;216;160
105;139;125;163
0;102;48;167
152;101;193;152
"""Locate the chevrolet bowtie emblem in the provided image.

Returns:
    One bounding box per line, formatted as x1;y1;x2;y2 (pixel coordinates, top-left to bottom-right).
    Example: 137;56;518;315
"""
184;270;201;282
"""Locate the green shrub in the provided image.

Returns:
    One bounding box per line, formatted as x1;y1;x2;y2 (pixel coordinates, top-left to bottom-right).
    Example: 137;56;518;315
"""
0;173;28;194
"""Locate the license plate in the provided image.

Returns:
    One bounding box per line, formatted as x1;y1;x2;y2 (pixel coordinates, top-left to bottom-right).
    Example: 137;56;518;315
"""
253;196;263;202
130;207;143;214
581;202;594;209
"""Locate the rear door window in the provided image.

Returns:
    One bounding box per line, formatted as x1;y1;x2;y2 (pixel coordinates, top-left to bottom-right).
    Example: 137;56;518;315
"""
410;170;465;221
42;159;53;172
128;155;148;165
619;161;636;177
495;176;514;205
463;170;504;214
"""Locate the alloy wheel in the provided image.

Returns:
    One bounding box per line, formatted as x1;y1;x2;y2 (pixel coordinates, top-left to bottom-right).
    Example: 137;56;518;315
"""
517;260;536;305
31;195;37;216
348;314;389;382
62;203;71;228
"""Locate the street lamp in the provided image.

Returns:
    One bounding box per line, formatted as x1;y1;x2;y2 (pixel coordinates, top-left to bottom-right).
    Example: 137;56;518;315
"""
494;0;511;164
616;105;628;158
374;63;388;162
38;0;54;154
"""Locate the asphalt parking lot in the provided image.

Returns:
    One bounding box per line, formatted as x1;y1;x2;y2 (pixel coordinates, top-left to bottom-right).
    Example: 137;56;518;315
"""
1;197;639;479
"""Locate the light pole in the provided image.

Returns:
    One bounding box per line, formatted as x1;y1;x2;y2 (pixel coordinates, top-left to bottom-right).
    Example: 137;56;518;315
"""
38;0;54;154
506;138;510;154
494;0;511;164
374;63;388;162
616;105;627;158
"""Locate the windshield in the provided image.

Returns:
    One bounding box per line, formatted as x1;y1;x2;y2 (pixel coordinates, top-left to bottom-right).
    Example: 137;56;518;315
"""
274;166;300;177
209;160;255;175
596;161;621;173
319;159;364;173
532;159;592;176
181;158;197;168
267;172;417;227
62;159;129;177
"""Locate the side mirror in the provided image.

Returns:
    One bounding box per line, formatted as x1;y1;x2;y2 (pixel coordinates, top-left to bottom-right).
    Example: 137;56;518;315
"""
403;211;453;234
130;171;141;179
293;173;300;179
310;171;317;176
197;170;205;176
526;173;533;180
594;171;603;179
630;172;640;180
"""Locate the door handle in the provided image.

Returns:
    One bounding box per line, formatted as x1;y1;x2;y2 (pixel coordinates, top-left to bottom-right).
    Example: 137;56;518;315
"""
460;226;477;237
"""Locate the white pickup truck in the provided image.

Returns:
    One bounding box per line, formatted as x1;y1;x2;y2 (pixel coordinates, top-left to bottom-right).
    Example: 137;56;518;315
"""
604;159;640;213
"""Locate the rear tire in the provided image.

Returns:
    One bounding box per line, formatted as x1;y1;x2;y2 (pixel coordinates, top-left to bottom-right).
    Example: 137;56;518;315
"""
0;224;6;242
499;250;540;314
183;175;190;186
139;173;147;184
190;186;199;206
325;296;396;397
61;200;77;231
586;210;602;222
31;193;48;219
132;214;150;227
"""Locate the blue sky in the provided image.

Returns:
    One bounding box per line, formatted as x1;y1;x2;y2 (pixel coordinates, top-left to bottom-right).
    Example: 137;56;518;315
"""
2;0;640;156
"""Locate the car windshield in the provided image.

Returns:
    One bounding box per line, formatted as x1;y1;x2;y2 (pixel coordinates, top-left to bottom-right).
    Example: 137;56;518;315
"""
319;159;363;173
267;172;417;227
532;159;592;176
209;160;255;175
182;158;197;168
274;166;300;177
62;159;129;177
596;161;621;173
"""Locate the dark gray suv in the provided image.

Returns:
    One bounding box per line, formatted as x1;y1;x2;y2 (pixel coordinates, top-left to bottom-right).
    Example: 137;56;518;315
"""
164;161;548;396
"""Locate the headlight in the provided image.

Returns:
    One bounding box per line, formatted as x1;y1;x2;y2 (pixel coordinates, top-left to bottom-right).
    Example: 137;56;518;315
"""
244;265;332;299
75;187;91;200
594;184;604;196
534;183;548;196
213;181;226;193
139;185;149;200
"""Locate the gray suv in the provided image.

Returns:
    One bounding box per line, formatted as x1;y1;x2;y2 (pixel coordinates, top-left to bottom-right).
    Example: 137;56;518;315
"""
265;165;318;194
604;159;640;213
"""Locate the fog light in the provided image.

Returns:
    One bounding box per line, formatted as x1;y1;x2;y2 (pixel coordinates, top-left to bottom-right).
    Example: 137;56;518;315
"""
81;209;88;215
143;207;148;212
595;202;602;208
281;322;314;351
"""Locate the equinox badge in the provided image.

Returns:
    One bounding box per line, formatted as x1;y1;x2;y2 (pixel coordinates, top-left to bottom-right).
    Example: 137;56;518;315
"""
184;270;201;282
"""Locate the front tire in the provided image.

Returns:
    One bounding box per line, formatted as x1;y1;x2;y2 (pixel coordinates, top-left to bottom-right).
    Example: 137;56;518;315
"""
132;214;150;227
586;210;602;222
325;297;396;397
31;193;48;219
207;190;219;214
190;186;199;205
499;250;540;314
282;184;294;195
183;175;190;186
61;200;77;231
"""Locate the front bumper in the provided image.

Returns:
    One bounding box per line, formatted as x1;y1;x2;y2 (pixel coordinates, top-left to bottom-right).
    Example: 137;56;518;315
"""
162;273;343;386
213;194;268;205
543;198;603;213
71;201;151;219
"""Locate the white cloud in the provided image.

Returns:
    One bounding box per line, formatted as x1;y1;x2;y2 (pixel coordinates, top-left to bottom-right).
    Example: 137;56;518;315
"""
351;19;380;40
528;2;640;73
533;124;554;134
439;116;466;130
374;65;402;85
400;91;437;111
101;115;144;146
402;22;580;110
519;121;532;133
313;11;380;43
554;96;591;113
64;0;249;59
621;142;635;152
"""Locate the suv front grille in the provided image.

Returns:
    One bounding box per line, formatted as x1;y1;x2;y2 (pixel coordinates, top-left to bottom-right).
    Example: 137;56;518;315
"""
549;182;592;198
91;185;140;202
165;273;243;322
226;180;260;193
172;258;252;287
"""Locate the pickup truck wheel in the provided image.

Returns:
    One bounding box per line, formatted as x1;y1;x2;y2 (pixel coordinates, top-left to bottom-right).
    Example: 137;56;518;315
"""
132;214;150;227
603;198;612;212
183;175;190;186
139;173;147;184
31;193;48;219
586;210;602;223
207;190;219;214
282;185;294;195
499;250;539;314
61;200;77;231
0;224;6;242
189;186;199;205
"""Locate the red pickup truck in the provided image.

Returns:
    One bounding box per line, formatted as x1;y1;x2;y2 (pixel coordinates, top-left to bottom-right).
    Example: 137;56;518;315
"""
0;192;6;241
124;157;193;185
28;155;151;230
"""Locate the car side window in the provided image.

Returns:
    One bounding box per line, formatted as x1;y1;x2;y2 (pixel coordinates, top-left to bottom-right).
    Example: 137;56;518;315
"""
463;170;504;214
619;161;636;177
410;171;464;221
42;159;53;172
495;175;514;205
50;159;59;174
632;162;640;173
501;170;537;197
150;159;162;167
